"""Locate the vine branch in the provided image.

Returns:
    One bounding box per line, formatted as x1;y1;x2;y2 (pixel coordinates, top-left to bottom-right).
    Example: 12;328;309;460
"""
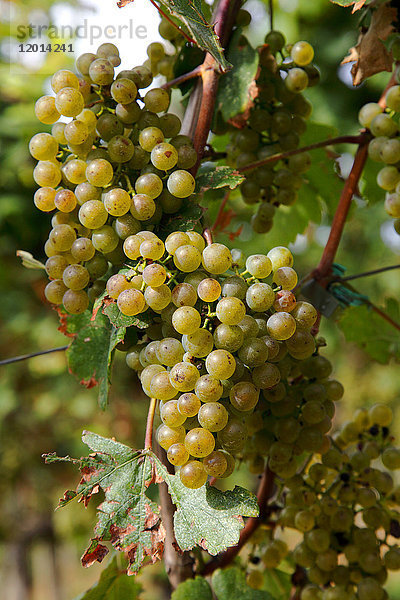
201;466;275;575
145;398;157;449
239;134;367;173
0;345;68;366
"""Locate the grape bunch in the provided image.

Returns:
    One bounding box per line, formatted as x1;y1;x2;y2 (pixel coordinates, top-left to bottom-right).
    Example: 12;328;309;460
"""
243;403;400;600
30;42;199;314
359;87;400;233
221;33;317;233
120;240;331;489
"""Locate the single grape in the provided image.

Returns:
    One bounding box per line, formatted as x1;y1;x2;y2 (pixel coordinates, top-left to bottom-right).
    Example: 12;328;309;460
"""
35;95;60;124
91;225;119;253
167;443;189;466
33;161;61;188
195;374;223;403
183;329;214;358
157;424;185;450
172;306;201;335
202;243;232;274
34;187;56;212
171;283;197;307
206;349;236;379
173;245;202;273
144;88;170;113
169;361;200;392
178;393;201;417
86;159;113;187
267;312;296;340
45;279;68;304
180;460;208;489
198;403;229;432
167;170;195;198
117;289;146;316
144;284;171;311
184;427;215;458
63;289;89;314
246;283;275;311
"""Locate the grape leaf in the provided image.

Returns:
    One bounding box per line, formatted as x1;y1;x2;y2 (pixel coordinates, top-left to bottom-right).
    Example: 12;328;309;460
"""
338;300;400;363
152;452;259;555
66;310;125;409
171;577;213;600
117;0;230;72
162;202;205;234
73;556;142;600
16;250;46;270
44;432;165;575
329;0;366;7
103;300;152;330
216;29;259;121
196;165;245;193
212;568;274;600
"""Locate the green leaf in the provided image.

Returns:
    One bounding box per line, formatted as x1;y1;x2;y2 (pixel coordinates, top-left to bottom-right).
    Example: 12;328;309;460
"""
264;569;292;600
152;452;259;555
338;300;400;363
156;0;231;72
44;433;164;575
171;577;213;600
271;188;321;246
196;165;245;193
162;202;205;234
74;556;142;600
103;301;152;330
66;310;125;409
16;250;46;270
212;568;274;600
217;30;259;121
329;0;364;6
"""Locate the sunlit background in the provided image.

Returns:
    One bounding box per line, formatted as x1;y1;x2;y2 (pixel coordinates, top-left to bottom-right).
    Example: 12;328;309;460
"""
1;0;400;598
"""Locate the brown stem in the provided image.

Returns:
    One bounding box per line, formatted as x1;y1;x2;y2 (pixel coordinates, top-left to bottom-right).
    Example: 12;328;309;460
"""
154;443;195;589
145;398;157;449
203;228;214;246
239;134;367;173
162;66;203;90
201;466;275;575
313;141;369;281
368;301;400;332
148;0;195;44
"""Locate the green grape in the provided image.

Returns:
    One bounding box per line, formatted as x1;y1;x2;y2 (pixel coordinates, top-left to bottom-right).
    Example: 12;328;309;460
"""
140;238;165;260
206;349;236;379
91;225;119;253
85;254;108;280
173;245;202;273
285;68;309;93
116;101;141;124
382;447;400;469
380;138;400;164
291;301;318;329
45;254;69;279
252;363;281;389
62;158;86;184
45;279;68;304
144;87;170;113
64;119;89;145
102;188;130;217
386;85;400;112
202;243;232;274
149;370;176;400
377;166;400;190
62;264;90;290
106;273;133;299
198;402;229;432
203;450;228;477
33;161;61;188
197;278;221;302
215;297;246;326
96;113;124;140
370;113;398;137
182;329;214;358
291;40;314;66
184;427;215;458
229;381;259;411
49;224;76;252
369;403;392;426
286;330;315;359
359;103;384;129
110;77;137;104
34;187;56;212
195;374;223;403
78;200;107;229
221;276;247;300
141;364;165;391
177;145;197;169
273;266;298;290
167;442;189;466
169;362;200;392
86;159;113;187
237;315;259;338
139;126;164;152
87;57;114;85
151;142;178;170
178;393;201;417
35;95;61;124
245;254;272;278
265;30;286;53
161;400;187;427
157;424;185;450
156;338;184;366
62;289;89;314
51;122;67;145
167;170;195;198
142;263;166;287
55;87;84;117
171;283;197;307
135;173;163;199
217;419;247;453
54;189;77;213
267;246;293;270
180;460;208;489
213;324;244;352
29;133;59;161
117;288;146;316
144;284;171;311
107;135;135;163
158;189;182;214
171;306;201;335
74;182;101;205
237;338;267;367
128;193;154;221
246;283;275;311
114;214;140;239
165;231;190;254
384;192;400;217
384;548;400;570
158;113;181;138
267;312;296;340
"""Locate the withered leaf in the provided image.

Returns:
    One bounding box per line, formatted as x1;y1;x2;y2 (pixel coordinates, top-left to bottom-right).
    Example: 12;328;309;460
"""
44;432;165;574
342;3;396;85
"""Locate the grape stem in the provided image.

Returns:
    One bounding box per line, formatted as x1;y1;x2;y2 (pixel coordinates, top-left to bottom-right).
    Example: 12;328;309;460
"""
201;465;275;575
154;442;195;589
269;0;274;30
0;345;68;367
239;133;368;173
144;398;157;449
203;228;214;245
161;65;203;90
148;0;196;44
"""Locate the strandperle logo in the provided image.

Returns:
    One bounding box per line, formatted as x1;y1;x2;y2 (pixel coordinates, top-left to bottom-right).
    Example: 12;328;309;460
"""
16;20;148;45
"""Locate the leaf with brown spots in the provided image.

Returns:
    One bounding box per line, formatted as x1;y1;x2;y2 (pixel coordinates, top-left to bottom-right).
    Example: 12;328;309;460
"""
342;3;396;85
44;432;165;574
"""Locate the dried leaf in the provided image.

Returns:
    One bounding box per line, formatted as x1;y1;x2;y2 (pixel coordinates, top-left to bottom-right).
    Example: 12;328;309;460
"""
342;3;396;85
16;250;46;270
44;432;165;574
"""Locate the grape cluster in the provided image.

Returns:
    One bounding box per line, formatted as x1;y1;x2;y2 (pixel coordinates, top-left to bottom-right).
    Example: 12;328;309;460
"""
221;33;317;233
359;87;400;233
31;43;198;314
121;241;329;489
242;404;400;600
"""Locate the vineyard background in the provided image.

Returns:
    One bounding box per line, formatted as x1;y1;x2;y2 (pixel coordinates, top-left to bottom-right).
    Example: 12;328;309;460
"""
1;0;400;598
